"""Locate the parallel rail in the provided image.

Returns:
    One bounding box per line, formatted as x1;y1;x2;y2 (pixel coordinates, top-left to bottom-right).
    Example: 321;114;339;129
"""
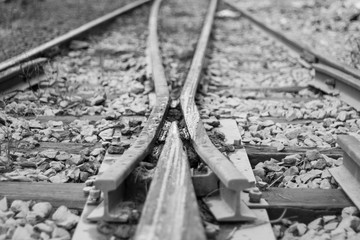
0;0;151;81
224;0;360;111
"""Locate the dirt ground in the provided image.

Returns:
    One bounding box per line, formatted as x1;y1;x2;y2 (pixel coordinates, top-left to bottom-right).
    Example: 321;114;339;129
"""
0;0;134;62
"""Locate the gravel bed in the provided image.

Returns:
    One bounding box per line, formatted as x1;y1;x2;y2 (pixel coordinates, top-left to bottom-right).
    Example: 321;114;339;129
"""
199;11;360;148
0;0;134;62
197;7;360;192
159;0;208;98
0;196;80;240
253;149;342;189
272;206;360;240
228;0;360;69
0;6;151;183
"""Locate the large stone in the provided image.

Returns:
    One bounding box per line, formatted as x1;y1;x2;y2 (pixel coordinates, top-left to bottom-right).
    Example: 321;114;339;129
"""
39;149;59;159
306;150;321;161
55;151;71;161
52;206;79;230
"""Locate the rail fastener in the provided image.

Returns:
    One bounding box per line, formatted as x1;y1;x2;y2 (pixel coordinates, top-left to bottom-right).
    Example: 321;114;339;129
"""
329;135;360;210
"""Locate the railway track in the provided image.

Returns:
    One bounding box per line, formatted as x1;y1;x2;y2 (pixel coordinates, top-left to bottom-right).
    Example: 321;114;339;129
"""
0;0;360;239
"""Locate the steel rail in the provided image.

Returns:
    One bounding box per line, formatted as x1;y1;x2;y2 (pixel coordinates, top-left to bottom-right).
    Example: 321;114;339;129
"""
134;122;205;240
224;0;360;79
224;0;360;111
180;0;254;221
0;58;47;82
94;0;170;222
0;0;151;73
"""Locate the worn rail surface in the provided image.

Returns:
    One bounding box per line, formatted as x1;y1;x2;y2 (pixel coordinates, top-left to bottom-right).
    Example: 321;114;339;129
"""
94;0;169;222
180;0;258;222
134;122;205;240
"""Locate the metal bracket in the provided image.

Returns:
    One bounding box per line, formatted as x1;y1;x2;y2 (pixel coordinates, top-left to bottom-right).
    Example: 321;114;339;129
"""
329;135;360;210
192;169;265;221
311;63;360;111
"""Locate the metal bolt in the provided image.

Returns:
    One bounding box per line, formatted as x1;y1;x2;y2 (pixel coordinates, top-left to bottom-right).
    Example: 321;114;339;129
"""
83;186;94;196
87;188;101;205
89;189;101;199
85;179;95;186
249;188;262;203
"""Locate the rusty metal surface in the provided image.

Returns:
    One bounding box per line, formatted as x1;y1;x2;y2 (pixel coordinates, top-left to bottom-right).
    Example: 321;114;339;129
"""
94;0;170;222
0;0;151;73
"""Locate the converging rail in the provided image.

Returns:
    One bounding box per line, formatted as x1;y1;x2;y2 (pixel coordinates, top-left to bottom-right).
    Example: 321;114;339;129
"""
224;0;360;111
180;0;255;221
94;0;170;222
2;0;360;239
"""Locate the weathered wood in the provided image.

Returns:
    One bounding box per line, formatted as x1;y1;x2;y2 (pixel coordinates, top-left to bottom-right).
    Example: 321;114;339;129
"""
135;122;205;240
11;142;102;154
24;115;146;124
330;135;360;210
246;145;342;164
0;182;85;209
230;86;307;92
212;86;307;94
262;188;352;209
260;116;323;124
267;208;343;224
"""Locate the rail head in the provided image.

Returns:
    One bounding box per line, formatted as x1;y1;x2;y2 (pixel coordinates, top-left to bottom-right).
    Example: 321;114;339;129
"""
134;122;206;240
223;0;360;80
94;0;169;221
0;0;152;73
180;0;251;191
